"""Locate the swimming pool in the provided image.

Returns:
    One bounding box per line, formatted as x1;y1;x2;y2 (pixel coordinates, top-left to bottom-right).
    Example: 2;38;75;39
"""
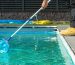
0;20;32;24
0;26;75;65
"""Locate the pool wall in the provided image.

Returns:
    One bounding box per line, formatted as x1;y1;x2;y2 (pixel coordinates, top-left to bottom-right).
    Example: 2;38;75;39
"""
57;30;75;64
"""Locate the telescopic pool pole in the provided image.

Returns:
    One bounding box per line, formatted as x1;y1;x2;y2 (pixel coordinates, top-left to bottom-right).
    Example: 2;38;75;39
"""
7;0;51;41
0;0;51;53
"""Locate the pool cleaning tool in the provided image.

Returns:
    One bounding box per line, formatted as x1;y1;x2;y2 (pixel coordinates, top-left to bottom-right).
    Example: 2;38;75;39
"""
0;0;51;53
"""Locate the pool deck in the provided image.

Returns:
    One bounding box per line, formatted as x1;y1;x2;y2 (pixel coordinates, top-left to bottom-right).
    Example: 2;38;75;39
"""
58;25;75;54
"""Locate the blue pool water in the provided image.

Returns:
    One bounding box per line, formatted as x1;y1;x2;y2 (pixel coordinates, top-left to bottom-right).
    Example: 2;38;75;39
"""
0;19;32;24
0;27;74;65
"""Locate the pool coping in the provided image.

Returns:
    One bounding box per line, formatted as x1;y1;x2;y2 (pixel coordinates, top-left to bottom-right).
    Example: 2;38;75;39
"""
57;30;75;64
0;25;57;28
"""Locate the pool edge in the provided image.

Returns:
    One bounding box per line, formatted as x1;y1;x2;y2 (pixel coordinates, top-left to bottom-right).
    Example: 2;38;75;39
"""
57;29;75;64
0;25;57;28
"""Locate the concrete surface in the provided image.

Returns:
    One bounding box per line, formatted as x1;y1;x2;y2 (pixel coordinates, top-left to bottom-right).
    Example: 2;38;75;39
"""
58;25;75;54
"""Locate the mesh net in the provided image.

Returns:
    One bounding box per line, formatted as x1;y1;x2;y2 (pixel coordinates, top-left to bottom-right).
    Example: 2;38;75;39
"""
0;39;9;53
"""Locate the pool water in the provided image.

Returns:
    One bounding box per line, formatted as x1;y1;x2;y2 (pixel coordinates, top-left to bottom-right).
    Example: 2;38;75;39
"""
0;28;74;65
0;20;32;24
